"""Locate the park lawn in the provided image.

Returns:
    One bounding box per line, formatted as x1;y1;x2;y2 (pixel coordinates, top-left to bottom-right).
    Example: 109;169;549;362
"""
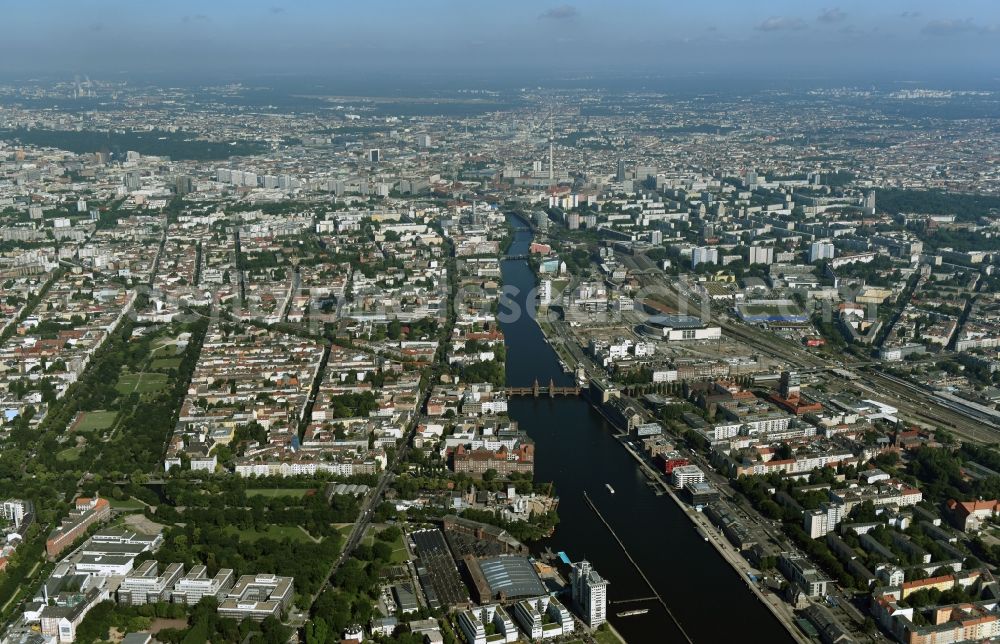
387;532;409;563
150;357;182;371
359;527;408;562
56;446;83;462
224;525;317;543
116;371;169;395
595;629;626;644
150;338;182;356
109;497;147;511
245;488;312;499
75;410;117;432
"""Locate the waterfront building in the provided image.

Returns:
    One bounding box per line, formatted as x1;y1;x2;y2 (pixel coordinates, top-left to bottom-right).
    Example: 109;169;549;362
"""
569;560;609;628
458;605;518;644
512;596;574;640
671;464;706;490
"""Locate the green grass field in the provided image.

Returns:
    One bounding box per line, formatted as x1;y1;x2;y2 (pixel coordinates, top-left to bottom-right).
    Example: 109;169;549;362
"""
245;488;312;499
116;372;169;395
150;357;183;371
387;532;409;563
74;410;117;432
151;338;183;355
109;497;148;511
56;446;83;462
360;527;408;562
594;627;627;644
224;525;317;543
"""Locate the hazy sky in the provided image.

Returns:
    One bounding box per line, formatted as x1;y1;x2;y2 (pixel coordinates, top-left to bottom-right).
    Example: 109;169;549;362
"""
4;1;1000;83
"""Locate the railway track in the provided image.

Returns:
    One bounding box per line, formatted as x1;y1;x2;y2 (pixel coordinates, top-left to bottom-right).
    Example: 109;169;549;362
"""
622;253;1000;445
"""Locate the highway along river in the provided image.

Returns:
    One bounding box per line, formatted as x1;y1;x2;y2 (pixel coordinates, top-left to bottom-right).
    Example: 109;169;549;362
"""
498;218;794;642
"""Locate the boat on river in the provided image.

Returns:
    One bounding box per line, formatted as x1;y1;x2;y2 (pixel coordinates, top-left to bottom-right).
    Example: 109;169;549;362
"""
617;609;649;617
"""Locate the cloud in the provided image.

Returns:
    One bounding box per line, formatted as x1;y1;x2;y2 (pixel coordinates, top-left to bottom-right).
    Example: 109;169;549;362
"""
755;16;806;32
922;18;998;36
181;14;210;24
817;8;847;24
899;11;920;19
89;23;104;32
270;6;286;14
540;5;578;21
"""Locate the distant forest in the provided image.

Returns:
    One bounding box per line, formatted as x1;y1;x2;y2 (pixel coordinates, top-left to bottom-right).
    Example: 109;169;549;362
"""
877;188;1000;221
0;127;267;161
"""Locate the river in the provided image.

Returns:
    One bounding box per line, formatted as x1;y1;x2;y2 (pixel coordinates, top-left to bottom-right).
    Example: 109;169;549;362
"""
498;219;794;643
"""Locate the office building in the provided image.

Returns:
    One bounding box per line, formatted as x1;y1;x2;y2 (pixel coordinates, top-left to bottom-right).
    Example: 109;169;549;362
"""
117;561;184;605
671;464;706;490
369;149;381;164
218;574;294;622
172;566;236;604
570;560;609;628
779;553;830;597
616;159;626;182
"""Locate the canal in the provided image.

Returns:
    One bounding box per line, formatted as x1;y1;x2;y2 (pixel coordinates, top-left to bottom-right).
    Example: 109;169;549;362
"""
498;220;794;642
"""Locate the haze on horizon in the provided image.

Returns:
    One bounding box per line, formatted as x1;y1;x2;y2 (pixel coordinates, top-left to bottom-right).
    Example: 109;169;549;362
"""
3;0;1000;86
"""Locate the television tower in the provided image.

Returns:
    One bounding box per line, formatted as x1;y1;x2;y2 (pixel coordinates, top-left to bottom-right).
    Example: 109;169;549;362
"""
548;136;554;181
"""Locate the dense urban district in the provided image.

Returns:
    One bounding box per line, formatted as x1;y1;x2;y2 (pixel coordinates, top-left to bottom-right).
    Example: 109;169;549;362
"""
0;79;1000;644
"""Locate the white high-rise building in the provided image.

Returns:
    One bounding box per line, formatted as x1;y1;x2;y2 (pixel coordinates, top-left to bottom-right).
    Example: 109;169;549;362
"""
864;190;876;216
809;241;836;263
539;280;553;306
1;499;31;528
804;503;845;539
570;560;609;628
748;245;774;266
691;246;719;268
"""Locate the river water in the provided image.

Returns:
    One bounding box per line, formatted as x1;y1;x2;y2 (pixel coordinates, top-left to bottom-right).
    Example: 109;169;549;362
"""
498;220;793;643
